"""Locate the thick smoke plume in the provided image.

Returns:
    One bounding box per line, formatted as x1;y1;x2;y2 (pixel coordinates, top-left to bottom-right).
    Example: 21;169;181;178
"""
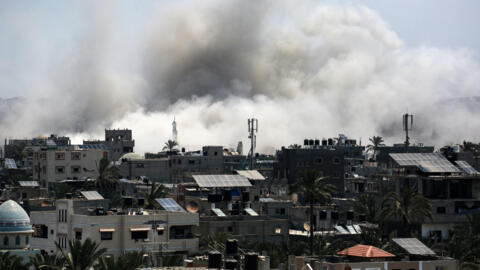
1;1;480;154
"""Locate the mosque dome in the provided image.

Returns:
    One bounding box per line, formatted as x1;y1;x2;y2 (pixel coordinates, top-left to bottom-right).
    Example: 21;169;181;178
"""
119;152;143;161
0;200;33;232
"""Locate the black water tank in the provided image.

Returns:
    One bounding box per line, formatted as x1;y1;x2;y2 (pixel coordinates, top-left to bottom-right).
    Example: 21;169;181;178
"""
309;139;314;145
304;139;309;146
208;251;222;269
359;214;366;222
242;192;250;202
123;197;133;207
319;210;327;220
231;203;240;215
347;210;354;220
322;139;328;146
331;211;339;220
65;193;73;199
254;195;259;201
245;253;259;270
226;239;238;255
314;139;320;146
208;194;222;203
223;190;232;201
328;138;334;145
225;259;238;270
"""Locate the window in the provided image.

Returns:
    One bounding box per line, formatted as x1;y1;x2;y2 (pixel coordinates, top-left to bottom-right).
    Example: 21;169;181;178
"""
75;231;82;240
55;166;65;174
3;236;8;246
333;157;340;164
15;236;20;245
189;160;195;165
136;163;144;168
55;152;65;160
25;236;29;245
280;208;285;215
435;267;445;270
71;166;81;174
33;225;48;238
131;231;148;240
101;232;113;240
41;152;46;160
157;228;164;236
42;166;46;174
228;226;233;232
274;228;282;234
437;207;446;214
71;152;81;160
314;157;323;165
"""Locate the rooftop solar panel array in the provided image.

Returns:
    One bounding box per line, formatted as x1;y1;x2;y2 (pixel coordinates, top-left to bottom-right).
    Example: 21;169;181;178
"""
455;160;480;175
211;208;226;217
155;198;186;213
4;158;17;169
235;170;265;180
192;174;252;188
392;238;436;255
389;153;461;173
334;225;349;234
244;207;259;216
259;198;275;202
19;181;40;187
80;191;104;200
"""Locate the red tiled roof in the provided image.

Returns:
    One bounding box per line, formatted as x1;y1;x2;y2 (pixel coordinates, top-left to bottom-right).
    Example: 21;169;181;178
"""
337;244;395;258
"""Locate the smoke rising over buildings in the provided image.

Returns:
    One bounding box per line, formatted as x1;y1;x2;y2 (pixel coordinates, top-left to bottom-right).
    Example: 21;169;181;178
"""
1;0;479;154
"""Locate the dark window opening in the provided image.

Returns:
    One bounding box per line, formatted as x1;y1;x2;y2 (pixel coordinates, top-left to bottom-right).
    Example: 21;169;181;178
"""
33;225;48;238
437;207;446;214
101;232;113;240
75;231;82;240
131;231;148;240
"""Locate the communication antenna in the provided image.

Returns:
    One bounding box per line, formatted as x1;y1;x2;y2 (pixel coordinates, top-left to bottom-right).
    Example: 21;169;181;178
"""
403;113;413;150
247;118;258;169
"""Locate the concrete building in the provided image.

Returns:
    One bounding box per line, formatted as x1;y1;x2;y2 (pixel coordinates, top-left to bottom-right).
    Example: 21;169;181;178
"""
32;146;108;188
83;129;135;162
30;196;199;259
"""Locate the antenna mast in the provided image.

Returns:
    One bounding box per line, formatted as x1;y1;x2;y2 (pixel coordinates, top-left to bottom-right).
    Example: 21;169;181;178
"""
403;113;413;150
247;118;258;169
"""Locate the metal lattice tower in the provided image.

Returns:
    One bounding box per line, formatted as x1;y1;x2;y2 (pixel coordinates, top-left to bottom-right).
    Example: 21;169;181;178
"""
247;118;258;169
403;113;413;149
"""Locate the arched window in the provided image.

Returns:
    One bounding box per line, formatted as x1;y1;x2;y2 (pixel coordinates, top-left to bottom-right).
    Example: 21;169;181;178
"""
15;236;20;245
3;236;8;246
25;236;29;245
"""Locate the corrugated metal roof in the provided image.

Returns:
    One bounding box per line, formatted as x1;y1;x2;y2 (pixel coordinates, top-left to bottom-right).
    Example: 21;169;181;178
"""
337;244;395;258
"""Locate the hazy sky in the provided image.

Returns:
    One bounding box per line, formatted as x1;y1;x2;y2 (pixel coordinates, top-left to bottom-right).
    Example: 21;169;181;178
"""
1;0;479;154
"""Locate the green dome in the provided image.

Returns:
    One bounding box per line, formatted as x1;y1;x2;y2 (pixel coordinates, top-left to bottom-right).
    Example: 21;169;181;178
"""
0;200;32;232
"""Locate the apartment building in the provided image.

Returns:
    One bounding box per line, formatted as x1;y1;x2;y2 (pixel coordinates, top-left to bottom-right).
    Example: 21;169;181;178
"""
30;195;199;259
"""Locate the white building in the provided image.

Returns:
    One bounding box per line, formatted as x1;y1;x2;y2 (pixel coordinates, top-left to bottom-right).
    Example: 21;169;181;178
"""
30;196;199;259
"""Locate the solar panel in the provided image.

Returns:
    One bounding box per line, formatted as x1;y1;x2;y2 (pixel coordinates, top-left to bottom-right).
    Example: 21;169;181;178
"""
334;225;349;234
211;208;226;217
80;191;104;200
235;170;265;180
19;181;39;187
455;160;480;175
392;238;436;255
259;198;275;202
155;198;186;212
244;207;259;216
346;225;358;234
390;153;461;173
4;158;17;169
353;225;362;234
192;175;252;188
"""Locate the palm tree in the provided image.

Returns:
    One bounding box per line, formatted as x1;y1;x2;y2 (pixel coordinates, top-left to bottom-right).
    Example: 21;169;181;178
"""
142;182;167;209
350;193;379;223
288;144;302;149
447;213;480;265
56;238;107;270
367;136;385;160
290;170;336;255
163;140;178;152
96;158;120;196
30;252;65;270
0;252;28;270
380;187;434;236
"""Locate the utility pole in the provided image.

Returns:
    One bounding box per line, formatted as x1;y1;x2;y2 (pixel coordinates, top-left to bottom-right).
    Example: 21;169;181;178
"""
403;113;413;151
247;118;258;169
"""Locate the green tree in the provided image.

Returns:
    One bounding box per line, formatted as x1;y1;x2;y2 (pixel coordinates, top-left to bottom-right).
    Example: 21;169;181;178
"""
0;252;29;270
447;213;480;265
288;144;302;149
367;136;385;160
380;187;434;236
30;252;65;270
350;193;379;223
162;140;178;152
96;158;120;196
56;239;107;270
291;170;336;255
142;182;167;210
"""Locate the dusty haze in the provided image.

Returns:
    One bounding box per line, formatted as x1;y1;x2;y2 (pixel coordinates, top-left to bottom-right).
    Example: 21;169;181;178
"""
1;1;480;155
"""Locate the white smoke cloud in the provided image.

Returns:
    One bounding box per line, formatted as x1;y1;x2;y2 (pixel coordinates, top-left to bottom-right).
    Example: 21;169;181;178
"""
1;1;480;154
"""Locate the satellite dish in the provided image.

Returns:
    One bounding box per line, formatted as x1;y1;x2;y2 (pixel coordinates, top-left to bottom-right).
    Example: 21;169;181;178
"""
186;201;199;213
303;221;310;231
292;193;298;204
